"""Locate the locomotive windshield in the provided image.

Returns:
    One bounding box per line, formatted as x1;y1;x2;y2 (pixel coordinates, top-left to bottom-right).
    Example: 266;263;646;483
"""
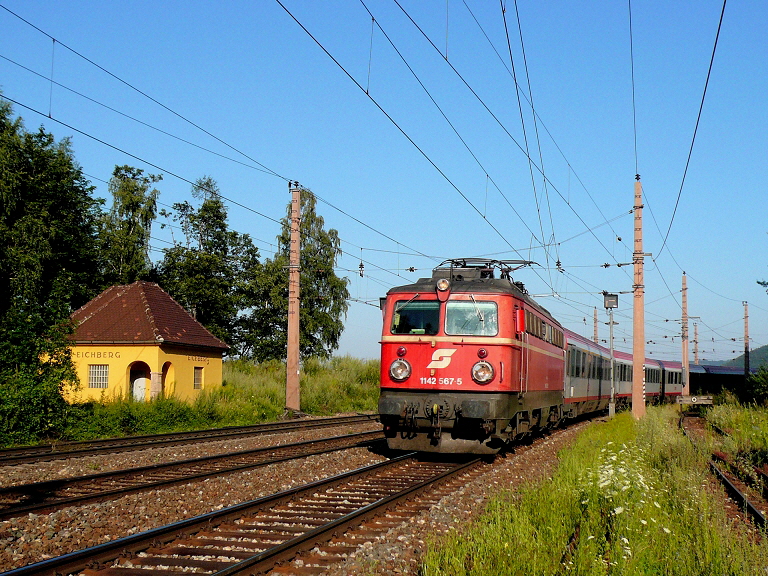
391;299;440;335
445;300;498;336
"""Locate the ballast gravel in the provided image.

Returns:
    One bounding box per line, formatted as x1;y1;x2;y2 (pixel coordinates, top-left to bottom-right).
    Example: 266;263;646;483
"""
0;419;588;573
0;422;382;571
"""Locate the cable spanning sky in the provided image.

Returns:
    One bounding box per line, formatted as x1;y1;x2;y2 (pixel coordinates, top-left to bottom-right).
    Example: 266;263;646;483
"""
1;1;765;362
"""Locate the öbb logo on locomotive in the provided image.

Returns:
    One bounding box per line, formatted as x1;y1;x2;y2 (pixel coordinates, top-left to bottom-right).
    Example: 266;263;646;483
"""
378;258;685;455
426;348;457;369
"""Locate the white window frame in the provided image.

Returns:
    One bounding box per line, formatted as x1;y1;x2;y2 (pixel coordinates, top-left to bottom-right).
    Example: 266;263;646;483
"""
88;364;109;388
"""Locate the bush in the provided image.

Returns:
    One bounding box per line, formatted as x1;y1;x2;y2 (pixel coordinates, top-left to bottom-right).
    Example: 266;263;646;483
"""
4;356;380;446
0;368;70;446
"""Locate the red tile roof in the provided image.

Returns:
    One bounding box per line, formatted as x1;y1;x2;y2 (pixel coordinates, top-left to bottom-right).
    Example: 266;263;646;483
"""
71;282;229;351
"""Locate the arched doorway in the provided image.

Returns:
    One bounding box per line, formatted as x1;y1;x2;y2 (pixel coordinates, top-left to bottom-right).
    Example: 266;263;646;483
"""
129;362;151;401
161;361;174;397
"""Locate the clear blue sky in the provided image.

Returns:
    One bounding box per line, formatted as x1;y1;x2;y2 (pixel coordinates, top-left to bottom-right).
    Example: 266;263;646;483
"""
1;1;766;362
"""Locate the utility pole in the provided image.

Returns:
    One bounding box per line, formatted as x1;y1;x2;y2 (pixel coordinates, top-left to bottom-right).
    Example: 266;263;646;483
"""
593;307;599;344
632;175;646;419
681;273;689;395
604;293;619;417
286;183;301;414
744;301;750;378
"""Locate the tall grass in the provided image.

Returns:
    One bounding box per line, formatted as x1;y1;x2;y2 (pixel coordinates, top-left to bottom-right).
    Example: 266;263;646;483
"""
423;406;768;575
707;403;768;464
59;356;379;442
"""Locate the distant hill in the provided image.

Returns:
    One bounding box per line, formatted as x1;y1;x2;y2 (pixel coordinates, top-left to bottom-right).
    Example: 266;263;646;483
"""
716;343;768;370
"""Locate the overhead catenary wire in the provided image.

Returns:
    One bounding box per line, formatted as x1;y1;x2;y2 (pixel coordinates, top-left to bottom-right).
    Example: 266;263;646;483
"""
2;51;433;268
275;0;545;279
4;4;761;360
499;0;549;279
4;95;423;293
656;0;727;260
391;0;634;279
0;4;289;183
461;0;628;254
357;0;540;245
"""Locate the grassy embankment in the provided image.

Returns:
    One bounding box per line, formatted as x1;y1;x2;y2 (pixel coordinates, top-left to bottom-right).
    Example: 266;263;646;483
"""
61;356;380;441
707;403;768;466
423;406;768;575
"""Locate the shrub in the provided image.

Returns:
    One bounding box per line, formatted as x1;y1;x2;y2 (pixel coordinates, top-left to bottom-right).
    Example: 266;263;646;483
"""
8;356;380;446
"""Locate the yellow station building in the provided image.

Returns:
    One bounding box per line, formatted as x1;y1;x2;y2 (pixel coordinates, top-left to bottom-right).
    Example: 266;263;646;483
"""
67;281;229;403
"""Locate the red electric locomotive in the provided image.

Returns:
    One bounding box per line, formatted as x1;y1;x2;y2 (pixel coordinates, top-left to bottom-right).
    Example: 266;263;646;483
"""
378;259;567;454
379;258;685;454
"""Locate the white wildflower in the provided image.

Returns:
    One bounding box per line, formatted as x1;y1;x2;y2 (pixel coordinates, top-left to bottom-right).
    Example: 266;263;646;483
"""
663;527;671;534
613;506;625;515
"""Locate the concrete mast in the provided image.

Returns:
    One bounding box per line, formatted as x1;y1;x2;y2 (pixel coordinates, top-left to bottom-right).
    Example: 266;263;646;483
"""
286;183;301;413
632;176;646;419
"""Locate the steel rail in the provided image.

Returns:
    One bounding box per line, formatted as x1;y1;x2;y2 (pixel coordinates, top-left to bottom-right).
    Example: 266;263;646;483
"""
709;461;767;529
0;414;379;465
680;416;767;530
216;457;482;575
1;455;417;576
0;431;384;520
2;454;483;576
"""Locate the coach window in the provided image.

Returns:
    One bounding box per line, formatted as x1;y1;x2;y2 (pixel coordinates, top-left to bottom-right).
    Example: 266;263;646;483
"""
445;301;498;336
391;300;440;335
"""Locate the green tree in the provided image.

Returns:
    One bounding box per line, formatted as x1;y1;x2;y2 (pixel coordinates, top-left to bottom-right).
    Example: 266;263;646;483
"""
0;101;103;444
242;190;349;361
155;177;259;352
98;165;161;287
745;366;768;405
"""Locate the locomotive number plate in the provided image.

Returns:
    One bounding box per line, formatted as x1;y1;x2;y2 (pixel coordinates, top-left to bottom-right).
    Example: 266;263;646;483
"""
420;377;463;385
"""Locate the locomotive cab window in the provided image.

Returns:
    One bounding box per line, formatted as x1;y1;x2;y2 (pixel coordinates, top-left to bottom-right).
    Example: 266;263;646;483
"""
391;300;440;335
445;301;498;336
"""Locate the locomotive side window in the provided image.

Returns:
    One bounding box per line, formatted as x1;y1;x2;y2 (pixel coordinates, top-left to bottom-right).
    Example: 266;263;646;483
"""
391;300;440;335
445;301;498;336
524;309;564;348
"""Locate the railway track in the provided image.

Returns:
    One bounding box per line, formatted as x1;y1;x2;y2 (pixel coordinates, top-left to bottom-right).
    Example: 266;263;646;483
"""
680;415;767;530
3;454;486;576
0;431;384;521
0;414;379;466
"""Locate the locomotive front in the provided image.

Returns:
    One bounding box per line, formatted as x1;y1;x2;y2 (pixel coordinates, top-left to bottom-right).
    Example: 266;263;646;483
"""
378;259;532;454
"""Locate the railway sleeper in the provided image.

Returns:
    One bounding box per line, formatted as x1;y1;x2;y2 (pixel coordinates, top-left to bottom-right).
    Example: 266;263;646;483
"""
118;555;238;570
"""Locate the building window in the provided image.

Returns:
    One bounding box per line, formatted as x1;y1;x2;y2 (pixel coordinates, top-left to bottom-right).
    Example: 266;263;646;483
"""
88;364;109;388
194;367;203;390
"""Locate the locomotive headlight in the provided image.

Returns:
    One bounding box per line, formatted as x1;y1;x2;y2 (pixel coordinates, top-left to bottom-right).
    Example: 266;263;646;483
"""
471;361;494;384
436;278;450;291
389;359;412;382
